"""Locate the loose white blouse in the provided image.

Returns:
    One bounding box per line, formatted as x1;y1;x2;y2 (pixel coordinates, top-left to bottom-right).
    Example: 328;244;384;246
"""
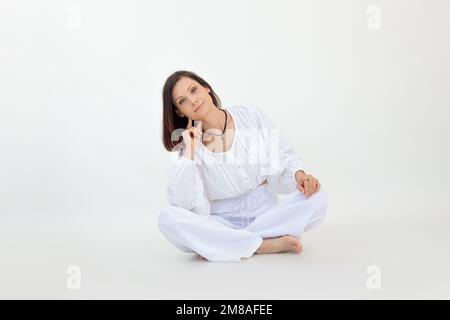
166;105;305;216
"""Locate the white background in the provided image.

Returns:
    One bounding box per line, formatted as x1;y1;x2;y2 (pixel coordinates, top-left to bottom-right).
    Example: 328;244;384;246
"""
1;0;449;299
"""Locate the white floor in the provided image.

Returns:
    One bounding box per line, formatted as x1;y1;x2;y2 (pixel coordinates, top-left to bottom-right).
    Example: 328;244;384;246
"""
1;212;450;299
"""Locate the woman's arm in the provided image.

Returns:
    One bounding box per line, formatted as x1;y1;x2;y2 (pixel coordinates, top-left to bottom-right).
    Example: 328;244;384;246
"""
250;106;306;194
166;152;211;215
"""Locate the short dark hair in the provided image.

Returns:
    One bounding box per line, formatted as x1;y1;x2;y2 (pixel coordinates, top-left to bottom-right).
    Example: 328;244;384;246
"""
161;70;222;152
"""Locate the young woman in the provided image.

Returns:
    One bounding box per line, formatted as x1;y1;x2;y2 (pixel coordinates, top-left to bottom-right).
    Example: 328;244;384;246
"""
159;70;328;262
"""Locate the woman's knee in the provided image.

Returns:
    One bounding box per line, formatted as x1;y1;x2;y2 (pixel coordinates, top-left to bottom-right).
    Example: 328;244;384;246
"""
158;207;196;253
158;206;183;233
311;188;328;213
304;189;328;231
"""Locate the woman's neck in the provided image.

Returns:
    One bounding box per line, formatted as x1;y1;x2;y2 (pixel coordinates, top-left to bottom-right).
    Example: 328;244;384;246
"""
201;107;227;133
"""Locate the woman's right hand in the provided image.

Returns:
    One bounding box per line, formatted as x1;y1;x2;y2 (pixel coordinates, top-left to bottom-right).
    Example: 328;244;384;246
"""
181;118;203;160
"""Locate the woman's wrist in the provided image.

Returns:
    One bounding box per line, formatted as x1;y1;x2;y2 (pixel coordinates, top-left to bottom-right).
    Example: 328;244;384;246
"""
183;150;194;160
183;144;195;160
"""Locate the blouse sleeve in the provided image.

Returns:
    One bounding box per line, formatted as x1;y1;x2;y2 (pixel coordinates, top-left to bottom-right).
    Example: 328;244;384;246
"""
250;106;305;194
166;151;211;216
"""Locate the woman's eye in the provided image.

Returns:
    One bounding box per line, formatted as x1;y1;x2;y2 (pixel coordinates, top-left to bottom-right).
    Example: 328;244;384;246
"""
191;87;197;93
179;99;184;105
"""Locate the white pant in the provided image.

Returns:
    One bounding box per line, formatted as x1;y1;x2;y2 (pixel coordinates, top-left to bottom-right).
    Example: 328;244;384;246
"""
158;184;328;262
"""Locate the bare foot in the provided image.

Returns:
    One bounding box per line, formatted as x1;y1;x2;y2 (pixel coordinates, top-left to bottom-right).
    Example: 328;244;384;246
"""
256;235;303;254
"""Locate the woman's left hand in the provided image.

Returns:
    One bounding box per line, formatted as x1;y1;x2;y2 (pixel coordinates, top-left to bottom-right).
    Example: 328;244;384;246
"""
295;171;321;198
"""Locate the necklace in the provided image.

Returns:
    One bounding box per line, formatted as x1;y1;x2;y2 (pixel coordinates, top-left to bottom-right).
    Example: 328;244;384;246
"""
205;109;227;136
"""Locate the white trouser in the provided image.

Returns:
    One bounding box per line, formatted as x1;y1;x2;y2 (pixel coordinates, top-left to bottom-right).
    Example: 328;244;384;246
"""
158;184;328;262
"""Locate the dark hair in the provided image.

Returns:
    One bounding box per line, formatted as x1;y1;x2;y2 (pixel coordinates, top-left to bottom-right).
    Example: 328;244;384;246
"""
161;70;222;152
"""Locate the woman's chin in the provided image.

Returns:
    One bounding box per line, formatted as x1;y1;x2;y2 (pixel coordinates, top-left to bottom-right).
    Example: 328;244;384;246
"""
196;105;209;117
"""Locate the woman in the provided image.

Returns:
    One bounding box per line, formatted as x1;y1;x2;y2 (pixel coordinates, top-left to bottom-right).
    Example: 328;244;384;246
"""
159;70;328;262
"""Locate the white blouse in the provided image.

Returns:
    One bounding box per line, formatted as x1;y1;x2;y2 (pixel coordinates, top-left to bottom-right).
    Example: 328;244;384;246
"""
166;105;305;216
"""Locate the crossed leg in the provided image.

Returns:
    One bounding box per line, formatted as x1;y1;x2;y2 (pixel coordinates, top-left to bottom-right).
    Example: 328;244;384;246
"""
159;189;328;262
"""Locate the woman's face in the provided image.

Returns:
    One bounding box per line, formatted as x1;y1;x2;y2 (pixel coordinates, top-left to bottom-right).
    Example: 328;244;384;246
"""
172;77;212;120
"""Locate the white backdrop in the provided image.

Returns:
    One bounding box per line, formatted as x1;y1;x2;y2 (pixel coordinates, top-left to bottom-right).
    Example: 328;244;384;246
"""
1;0;450;299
